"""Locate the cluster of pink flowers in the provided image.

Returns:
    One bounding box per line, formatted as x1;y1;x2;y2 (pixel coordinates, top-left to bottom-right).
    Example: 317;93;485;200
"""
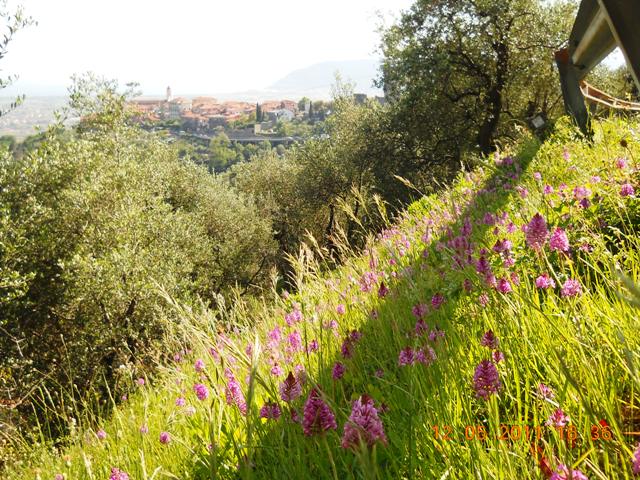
536;274;556;289
398;346;436;366
302;389;337;436
546;408;570;427
633;443;640;475
341;330;363;359
159;431;171;444
259;401;282;420
341;395;387;449
549;464;588;480
549;228;570;253
194;358;206;372
194;383;209;401
284;307;303;326
332;362;346;380
472;360;501;400
279;372;302;403
621;183;635;197
480;330;498;349
538;383;554;399
109;468;130;480
561;279;582;298
224;368;247;415
526;213;548;250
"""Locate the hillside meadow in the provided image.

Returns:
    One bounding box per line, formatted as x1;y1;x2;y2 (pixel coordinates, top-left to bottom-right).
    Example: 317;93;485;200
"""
5;117;640;479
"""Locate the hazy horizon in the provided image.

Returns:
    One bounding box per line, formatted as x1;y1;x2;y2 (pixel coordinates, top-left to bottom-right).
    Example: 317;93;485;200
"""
1;0;414;97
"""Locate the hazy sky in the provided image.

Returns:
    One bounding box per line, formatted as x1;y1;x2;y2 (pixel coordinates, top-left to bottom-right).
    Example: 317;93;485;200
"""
1;0;414;96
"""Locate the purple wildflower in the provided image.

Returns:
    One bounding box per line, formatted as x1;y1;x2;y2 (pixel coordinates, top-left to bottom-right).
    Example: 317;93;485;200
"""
224;369;247;415
473;360;502;400
55;475;65;480
267;326;281;349
159;431;171;444
621;183;635;197
526;213;549;250
139;424;149;434
341;395;387;449
288;330;303;353
480;330;498;349
476;255;491;275
332;362;346;380
415;347;437;365
336;303;346;315
109;468;130;480
302;389;337;436
398;347;415;366
546;408;570;427
428;327;445;343
360;271;378;292
616;157;627;169
259;401;282;420
497;278;512;294
378;282;389;298
573;186;591;201
632;443;640;475
285;308;303;326
307;339;319;353
479;293;489;307
492;351;504;363
194;383;209;401
279;372;302;403
535;273;556;289
411;303;428;319
341;330;362;359
415;319;428;336
561;279;582;298
194;359;205;372
549;228;570;253
431;293;445;309
271;364;283;377
538;383;554;399
96;429;107;440
175;397;186;407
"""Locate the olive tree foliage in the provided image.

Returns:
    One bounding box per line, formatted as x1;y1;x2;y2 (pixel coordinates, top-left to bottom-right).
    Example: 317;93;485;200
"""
379;0;576;160
227;84;421;279
0;75;276;413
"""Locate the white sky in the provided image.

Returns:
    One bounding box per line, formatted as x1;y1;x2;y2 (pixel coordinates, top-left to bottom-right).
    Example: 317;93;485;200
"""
1;0;414;96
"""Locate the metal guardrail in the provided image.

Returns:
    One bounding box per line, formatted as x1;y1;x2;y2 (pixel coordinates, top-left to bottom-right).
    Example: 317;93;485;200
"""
555;0;640;133
581;81;640;112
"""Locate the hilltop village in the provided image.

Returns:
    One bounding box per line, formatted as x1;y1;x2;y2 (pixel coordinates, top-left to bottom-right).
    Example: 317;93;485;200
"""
129;87;384;138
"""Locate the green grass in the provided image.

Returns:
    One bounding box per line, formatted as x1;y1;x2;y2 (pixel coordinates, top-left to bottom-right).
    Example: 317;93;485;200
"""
6;117;640;479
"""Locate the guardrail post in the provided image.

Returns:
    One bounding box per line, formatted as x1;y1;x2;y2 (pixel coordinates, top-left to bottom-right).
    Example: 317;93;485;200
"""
598;0;640;92
555;48;591;135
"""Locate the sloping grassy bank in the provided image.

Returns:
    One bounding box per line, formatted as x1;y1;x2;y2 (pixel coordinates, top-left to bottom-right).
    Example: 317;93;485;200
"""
7;118;640;479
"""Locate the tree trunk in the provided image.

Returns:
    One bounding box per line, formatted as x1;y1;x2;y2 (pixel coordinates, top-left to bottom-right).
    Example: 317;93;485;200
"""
477;40;508;155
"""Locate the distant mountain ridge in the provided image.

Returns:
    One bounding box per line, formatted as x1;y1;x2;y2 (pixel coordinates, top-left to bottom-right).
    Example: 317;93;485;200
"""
267;59;382;95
